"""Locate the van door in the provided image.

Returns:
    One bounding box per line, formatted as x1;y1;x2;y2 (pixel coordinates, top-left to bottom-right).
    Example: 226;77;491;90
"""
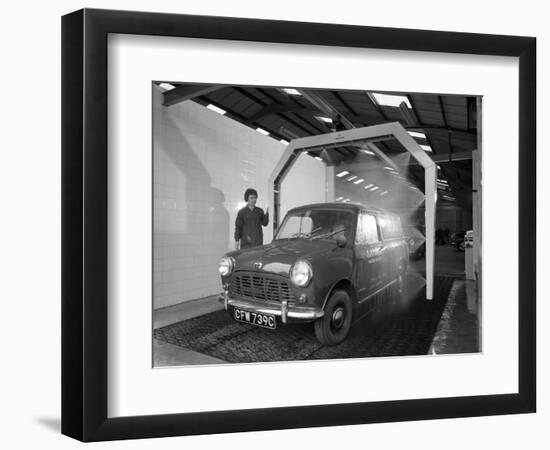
354;212;386;303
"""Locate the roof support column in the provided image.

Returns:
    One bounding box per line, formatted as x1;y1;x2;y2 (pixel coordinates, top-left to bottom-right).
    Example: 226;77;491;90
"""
424;165;437;300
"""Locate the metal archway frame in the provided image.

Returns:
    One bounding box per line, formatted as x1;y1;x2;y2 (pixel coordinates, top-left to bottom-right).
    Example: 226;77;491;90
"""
268;122;437;300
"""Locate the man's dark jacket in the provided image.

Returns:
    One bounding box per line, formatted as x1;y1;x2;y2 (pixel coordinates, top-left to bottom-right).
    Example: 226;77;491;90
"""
234;206;269;248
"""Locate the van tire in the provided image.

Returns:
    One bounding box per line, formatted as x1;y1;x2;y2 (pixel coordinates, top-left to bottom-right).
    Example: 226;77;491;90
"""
314;289;352;346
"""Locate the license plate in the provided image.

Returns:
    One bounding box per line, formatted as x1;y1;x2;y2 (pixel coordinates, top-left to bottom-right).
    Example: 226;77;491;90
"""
234;308;276;329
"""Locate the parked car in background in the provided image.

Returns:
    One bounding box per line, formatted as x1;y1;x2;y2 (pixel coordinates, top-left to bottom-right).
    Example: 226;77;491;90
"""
464;230;474;249
403;225;426;260
218;202;409;345
450;231;466;251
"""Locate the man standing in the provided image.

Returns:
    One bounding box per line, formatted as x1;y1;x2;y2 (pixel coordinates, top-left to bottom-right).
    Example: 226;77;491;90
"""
234;188;269;250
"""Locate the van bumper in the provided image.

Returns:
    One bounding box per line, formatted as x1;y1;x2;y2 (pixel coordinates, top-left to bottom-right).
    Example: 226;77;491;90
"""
218;291;324;324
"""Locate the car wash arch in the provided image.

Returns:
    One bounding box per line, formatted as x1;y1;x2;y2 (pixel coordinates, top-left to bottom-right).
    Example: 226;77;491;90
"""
268;122;437;300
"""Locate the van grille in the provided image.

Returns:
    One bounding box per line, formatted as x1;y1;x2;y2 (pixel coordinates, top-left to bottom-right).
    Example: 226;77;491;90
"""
230;273;295;303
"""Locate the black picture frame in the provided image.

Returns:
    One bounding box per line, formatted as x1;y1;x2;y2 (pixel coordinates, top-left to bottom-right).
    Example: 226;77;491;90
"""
61;8;536;442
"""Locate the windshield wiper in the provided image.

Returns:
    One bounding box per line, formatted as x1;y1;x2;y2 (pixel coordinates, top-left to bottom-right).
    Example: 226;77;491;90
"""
311;229;345;240
290;226;322;239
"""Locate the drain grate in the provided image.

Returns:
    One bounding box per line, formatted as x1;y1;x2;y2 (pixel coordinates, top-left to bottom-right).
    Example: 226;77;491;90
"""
154;276;455;364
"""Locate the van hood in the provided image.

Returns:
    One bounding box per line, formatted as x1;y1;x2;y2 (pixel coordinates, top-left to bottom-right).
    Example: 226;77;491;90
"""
228;239;338;276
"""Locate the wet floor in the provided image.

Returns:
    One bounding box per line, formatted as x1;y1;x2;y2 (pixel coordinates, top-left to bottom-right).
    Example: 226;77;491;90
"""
429;279;480;354
153;276;455;365
409;244;466;278
153;245;479;366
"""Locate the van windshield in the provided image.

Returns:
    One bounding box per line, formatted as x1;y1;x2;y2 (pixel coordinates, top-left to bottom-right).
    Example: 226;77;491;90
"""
275;209;354;242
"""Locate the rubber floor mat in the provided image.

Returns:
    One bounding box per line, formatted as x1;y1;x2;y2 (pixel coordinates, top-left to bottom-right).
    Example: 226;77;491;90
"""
154;276;455;364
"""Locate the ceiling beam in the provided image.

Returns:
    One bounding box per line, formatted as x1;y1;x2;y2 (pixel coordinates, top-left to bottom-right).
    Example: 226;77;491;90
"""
432;151;474;162
163;84;225;107
331;91;359;117
408;94;447;163
298;89;355;130
438;95;456;157
196;94;288;143
399;150;474;166
248;104;319;121
406;125;475;136
235;87;321;136
256;87;326;135
438;95;449;129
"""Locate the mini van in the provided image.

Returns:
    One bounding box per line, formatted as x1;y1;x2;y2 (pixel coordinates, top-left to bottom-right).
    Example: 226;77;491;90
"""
218;202;409;345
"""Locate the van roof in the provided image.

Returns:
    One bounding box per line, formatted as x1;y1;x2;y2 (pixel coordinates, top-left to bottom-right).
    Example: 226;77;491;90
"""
287;202;399;218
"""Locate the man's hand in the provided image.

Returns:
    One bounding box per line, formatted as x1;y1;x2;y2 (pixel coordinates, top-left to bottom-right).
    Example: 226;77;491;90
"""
235;240;240;250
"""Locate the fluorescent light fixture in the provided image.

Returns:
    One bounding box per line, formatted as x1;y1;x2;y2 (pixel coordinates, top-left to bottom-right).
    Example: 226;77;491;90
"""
361;149;375;155
353;178;364;185
408;131;426;139
437;179;448;184
364;184;374;189
346;175;357;181
437;164;441;169
384;166;394;171
282;88;301;96
280;139;289;145
158;82;176;91
314;156;323;161
315;116;333;124
343;198;351;203
256;128;270;136
369;186;379;192
336;170;349;178
380;191;389;195
370;92;411;108
336;196;344;201
419;144;432;152
206;104;226;115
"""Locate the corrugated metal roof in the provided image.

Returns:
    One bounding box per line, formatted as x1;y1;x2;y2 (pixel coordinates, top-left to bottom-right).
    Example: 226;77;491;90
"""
159;83;479;208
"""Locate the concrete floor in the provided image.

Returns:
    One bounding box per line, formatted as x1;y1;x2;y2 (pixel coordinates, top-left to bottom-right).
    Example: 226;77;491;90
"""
153;339;226;366
429;279;479;354
154;294;223;329
153;294;226;367
153;244;477;366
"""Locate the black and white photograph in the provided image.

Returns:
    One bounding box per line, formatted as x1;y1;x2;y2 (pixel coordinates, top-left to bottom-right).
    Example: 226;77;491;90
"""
152;83;482;366
2;0;543;447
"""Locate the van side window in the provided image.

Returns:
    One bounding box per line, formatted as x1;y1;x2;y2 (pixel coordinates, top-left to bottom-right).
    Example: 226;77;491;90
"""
380;216;403;239
355;212;380;245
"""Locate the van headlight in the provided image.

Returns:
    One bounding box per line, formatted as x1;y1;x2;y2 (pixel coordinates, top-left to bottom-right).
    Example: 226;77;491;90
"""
218;256;235;276
290;259;312;287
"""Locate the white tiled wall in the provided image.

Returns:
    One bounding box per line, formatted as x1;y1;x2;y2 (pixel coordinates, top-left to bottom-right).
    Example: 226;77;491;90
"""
153;87;326;309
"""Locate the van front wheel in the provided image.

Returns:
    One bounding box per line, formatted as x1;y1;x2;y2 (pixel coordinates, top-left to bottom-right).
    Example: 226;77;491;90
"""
314;289;352;346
